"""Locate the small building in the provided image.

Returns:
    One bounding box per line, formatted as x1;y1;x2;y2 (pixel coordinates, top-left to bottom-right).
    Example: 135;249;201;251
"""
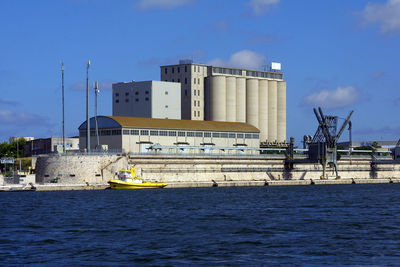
338;140;399;150
112;80;181;120
25;137;80;156
78;116;260;154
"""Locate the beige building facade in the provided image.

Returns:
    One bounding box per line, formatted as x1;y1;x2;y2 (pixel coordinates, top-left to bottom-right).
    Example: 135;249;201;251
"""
79;116;260;154
160;60;286;144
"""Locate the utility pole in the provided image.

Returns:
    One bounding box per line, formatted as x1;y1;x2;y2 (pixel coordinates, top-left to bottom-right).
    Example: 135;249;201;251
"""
86;60;91;152
61;62;65;153
94;81;100;149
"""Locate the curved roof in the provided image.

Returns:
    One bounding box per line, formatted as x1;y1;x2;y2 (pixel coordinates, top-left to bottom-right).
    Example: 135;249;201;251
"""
79;116;259;133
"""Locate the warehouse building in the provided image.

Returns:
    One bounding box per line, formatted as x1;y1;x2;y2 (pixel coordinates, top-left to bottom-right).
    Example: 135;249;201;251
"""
160;60;286;143
112;80;181;119
78;116;260;154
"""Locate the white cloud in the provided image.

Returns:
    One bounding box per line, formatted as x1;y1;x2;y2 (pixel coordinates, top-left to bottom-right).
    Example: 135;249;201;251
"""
136;0;193;10
304;86;359;109
360;0;400;33
208;50;266;70
248;0;280;16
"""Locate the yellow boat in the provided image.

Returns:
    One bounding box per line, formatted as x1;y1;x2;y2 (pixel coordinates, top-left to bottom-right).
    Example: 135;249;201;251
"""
108;167;167;189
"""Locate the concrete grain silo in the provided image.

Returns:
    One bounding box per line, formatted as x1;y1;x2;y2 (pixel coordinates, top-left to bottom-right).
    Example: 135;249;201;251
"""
268;80;278;142
210;76;226;121
258;80;269;142
226;77;237;122
236;77;246;123
277;81;286;142
246;79;259;129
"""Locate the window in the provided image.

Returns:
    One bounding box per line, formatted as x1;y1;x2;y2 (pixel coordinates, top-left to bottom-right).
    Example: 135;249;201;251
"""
112;130;121;135
164;68;167;74
187;132;195;137
185;90;187;96
185;66;187;72
198;90;200;96
145;97;149;101
194;110;196;117
229;133;236;138
178;79;180;82
165;91;168;95
172;79;174;82
145;91;149;94
140;130;149;135
178;131;185;137
178;67;180;73
172;67;174;73
123;130;130;135
101;130;111;136
221;133;228;138
115;93;119;97
245;134;252;139
125;92;129;96
252;133;259;139
135;98;139;102
150;130;158;136
116;99;119;103
168;131;176;136
165;105;168;108
125;99;129;103
135;92;139;95
197;110;200;117
237;133;244;138
194;101;196;107
195;132;203;137
198;78;200;84
159;131;168;136
212;132;220;138
185;78;187;84
194;90;196;96
204;132;211;137
194;78;196;84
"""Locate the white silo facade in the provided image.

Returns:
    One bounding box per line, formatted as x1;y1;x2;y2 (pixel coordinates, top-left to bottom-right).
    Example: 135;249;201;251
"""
268;80;278;142
210;76;226;121
258;80;269;142
246;79;259;129
236;77;246;123
277;81;286;142
226;77;237;122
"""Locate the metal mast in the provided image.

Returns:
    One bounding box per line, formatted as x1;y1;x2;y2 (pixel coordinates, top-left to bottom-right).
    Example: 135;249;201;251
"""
94;81;100;149
86;60;91;152
61;62;65;153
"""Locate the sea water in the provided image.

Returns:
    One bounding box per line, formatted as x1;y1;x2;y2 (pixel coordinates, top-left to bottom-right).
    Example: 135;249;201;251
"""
1;184;400;265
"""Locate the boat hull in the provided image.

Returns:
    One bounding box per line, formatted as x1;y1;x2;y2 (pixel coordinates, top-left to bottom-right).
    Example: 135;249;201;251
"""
108;179;167;189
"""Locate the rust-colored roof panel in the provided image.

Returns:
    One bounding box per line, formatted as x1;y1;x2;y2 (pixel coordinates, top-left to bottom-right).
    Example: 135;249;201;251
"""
109;116;259;133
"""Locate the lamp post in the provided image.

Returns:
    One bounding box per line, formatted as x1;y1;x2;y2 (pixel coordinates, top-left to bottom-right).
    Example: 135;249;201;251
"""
86;60;91;152
61;62;65;153
94;81;100;149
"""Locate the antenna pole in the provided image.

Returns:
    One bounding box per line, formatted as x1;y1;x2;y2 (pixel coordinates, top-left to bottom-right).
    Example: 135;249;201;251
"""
86;60;91;152
61;62;65;153
94;81;100;149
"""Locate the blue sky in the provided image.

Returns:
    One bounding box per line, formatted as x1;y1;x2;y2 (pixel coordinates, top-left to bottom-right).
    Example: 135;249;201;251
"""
0;0;399;144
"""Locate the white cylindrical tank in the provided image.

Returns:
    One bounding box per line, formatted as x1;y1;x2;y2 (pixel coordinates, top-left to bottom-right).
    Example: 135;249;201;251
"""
277;81;286;143
210;76;226;121
268;80;278;142
258;80;269;142
226;77;237;122
236;77;246;123
246;79;259;128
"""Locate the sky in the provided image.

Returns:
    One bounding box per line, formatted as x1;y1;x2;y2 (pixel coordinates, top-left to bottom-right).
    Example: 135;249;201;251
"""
0;0;399;145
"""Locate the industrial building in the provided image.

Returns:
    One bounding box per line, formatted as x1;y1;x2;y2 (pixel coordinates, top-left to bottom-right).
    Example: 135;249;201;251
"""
160;60;286;144
112;81;181;119
78;116;260;154
25;137;80;156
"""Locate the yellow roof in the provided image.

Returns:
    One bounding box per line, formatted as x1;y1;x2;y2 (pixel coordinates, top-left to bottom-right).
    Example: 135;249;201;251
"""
110;116;259;133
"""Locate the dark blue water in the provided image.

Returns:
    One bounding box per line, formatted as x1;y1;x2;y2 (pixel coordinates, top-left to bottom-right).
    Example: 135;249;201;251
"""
1;184;400;265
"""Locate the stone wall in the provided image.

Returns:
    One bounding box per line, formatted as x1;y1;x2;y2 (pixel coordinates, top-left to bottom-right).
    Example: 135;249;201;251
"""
35;154;128;184
35;154;400;185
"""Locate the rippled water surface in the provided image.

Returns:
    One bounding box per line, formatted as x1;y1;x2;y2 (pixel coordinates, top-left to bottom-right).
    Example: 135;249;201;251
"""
1;184;400;265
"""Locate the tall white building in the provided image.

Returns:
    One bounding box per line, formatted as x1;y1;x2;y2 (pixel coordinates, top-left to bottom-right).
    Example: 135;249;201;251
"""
112;81;181;120
160;60;286;143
